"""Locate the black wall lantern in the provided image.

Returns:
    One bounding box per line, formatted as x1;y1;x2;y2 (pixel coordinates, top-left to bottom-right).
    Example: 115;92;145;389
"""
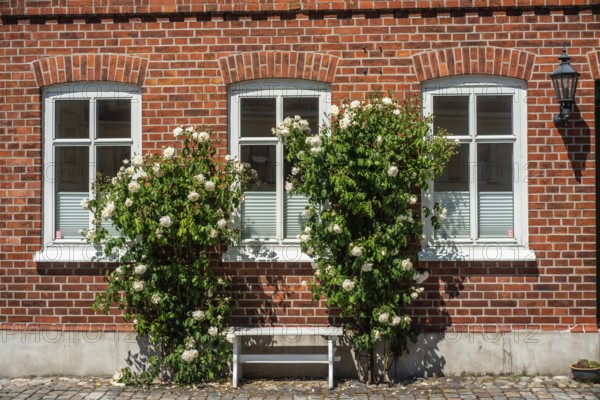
550;47;580;126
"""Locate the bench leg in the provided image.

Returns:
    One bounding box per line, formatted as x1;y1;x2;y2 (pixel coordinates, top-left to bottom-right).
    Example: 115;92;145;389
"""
328;337;334;389
232;336;240;388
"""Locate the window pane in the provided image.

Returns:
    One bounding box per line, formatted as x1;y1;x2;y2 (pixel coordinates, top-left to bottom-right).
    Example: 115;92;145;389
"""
478;143;514;238
56;147;89;192
55;100;89;139
435;144;470;239
97;100;131;138
477;95;512;135
240;97;276;138
283;97;320;134
435;144;469;191
97;146;131;178
55;147;89;239
242;192;277;239
285;195;309;239
433;96;468;136
434;191;470;239
241;145;276;192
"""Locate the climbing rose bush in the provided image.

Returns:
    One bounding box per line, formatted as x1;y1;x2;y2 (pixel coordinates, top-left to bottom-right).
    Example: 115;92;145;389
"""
85;126;255;384
274;94;456;383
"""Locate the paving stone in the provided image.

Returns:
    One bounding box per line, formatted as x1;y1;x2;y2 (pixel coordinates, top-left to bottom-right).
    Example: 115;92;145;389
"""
0;375;599;399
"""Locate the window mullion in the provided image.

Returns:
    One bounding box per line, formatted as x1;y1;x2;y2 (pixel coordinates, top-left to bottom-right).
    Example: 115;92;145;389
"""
470;94;478;242
89;98;97;230
276;95;284;241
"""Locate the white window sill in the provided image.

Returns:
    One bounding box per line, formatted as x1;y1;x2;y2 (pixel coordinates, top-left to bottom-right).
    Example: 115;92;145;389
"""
223;242;312;263
419;243;536;262
33;242;115;263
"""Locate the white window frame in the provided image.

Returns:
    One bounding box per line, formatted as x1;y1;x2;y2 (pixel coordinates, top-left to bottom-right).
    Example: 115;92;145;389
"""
420;76;535;262
225;79;330;262
35;82;142;263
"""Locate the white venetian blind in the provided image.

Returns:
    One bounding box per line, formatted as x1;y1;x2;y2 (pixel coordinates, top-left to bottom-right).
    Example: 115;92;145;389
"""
241;192;277;239
56;192;89;239
285;195;309;239
435;191;470;239
478;192;514;238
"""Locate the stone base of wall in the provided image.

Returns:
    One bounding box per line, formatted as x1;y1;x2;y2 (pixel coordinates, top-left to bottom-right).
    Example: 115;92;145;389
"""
1;330;598;378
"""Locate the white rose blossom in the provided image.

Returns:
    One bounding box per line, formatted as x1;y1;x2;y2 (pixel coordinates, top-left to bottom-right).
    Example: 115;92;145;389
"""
173;126;184;138
128;181;140;193
134;264;147;275
151;294;160;304
378;312;389;323
387;165;399;177
361;263;373;272
208;326;218;336
439;207;448;221
163;147;175;160
329;104;340;117
404;315;412;324
159;216;172;228
332;224;343;234
349;100;361;109
393;108;401;116
342;279;355;292
152;163;163;177
197;131;210;142
209;229;218;238
309;135;322;148
114;266;123;276
373;329;382;340
299;234;310;243
285;181;293;191
409;195;418;205
339;116;352;130
132;281;144;292
217;218;228;229
382;97;393;105
391;316;401;326
291;166;300;175
226;333;236;344
125;198;133;207
181;349;199;363
80;199;89;210
351;246;363;257
401;258;413;270
132;154;144;167
188;191;200;202
192;310;205;321
204;181;215;192
194;174;206;183
185;126;195;133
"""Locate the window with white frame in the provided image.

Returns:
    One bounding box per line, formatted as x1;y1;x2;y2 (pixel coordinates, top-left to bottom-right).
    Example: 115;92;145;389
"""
228;80;330;243
37;82;141;261
421;77;534;261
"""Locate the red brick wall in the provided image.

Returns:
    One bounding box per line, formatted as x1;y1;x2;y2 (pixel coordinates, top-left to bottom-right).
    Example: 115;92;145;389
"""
0;3;597;334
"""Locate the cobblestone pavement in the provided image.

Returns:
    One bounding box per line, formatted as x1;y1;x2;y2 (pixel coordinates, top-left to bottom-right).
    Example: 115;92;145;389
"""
1;375;599;400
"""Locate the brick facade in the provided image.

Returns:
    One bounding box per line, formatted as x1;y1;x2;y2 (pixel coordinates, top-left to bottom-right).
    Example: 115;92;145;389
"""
0;1;597;335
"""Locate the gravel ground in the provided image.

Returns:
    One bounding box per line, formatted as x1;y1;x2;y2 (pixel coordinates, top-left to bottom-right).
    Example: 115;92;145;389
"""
1;375;599;399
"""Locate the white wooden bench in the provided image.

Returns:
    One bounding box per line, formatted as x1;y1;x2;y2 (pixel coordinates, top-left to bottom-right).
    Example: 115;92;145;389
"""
231;326;343;389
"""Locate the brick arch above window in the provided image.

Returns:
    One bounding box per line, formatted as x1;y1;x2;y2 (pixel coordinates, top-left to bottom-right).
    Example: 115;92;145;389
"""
218;51;339;85
412;47;536;82
31;54;149;88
